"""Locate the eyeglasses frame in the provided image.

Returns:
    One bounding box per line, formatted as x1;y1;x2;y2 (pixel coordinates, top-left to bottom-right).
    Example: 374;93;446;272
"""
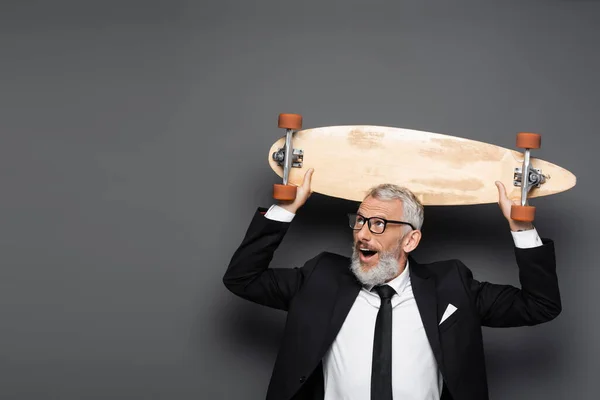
347;212;415;234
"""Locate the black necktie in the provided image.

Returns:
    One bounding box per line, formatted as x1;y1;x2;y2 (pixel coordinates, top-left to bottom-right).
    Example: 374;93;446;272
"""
371;284;396;400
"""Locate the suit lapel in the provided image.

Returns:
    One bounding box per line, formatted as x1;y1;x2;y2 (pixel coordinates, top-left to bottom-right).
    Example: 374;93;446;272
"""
409;256;443;369
319;270;361;356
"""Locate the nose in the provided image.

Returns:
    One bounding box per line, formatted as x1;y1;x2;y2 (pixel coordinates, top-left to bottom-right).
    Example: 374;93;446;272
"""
356;222;372;242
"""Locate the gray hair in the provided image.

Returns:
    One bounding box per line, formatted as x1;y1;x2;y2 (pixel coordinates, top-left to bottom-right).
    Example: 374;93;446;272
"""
364;184;424;231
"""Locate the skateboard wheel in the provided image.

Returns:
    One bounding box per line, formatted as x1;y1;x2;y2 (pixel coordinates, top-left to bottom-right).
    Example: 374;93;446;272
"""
516;132;541;149
278;114;303;130
273;184;297;201
510;205;536;222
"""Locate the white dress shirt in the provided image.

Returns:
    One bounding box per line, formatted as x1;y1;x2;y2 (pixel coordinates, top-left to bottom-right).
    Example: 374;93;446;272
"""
263;204;543;398
323;259;443;399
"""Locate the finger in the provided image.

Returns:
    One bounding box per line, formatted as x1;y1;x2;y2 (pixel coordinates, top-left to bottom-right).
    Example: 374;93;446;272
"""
289;169;313;189
303;168;314;190
495;181;507;201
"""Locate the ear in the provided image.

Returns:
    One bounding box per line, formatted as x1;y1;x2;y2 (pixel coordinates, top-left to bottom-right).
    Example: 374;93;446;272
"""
402;230;422;253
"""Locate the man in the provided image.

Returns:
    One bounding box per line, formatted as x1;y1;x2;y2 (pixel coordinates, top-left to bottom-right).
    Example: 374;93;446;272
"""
223;169;561;400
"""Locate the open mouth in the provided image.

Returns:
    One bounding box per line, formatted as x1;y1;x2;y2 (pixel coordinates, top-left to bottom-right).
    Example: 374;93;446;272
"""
359;248;378;262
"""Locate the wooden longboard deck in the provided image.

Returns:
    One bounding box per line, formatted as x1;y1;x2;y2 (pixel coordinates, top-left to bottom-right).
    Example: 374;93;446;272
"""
268;125;576;205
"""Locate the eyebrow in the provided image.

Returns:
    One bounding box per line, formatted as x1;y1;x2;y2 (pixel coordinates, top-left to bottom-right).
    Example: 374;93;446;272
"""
357;211;388;219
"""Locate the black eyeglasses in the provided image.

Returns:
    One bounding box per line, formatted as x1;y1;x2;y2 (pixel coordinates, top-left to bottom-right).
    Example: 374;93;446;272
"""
347;212;415;234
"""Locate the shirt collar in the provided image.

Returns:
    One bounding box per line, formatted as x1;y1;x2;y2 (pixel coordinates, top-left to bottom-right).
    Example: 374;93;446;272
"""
365;259;410;295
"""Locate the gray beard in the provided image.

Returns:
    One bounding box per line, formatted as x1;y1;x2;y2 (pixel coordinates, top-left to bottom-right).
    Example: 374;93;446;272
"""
350;243;402;287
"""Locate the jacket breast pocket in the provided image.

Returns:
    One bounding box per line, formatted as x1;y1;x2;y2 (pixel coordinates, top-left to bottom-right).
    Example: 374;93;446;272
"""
438;308;461;334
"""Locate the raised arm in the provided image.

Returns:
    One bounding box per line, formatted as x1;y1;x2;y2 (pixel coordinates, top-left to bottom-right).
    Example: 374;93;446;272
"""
459;181;561;326
222;169;315;311
459;240;561;327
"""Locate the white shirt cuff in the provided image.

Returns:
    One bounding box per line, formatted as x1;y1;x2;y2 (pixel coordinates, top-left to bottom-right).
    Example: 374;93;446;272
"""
264;204;296;223
511;227;543;249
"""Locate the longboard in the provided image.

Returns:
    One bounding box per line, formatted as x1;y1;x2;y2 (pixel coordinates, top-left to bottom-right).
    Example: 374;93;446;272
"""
268;114;576;221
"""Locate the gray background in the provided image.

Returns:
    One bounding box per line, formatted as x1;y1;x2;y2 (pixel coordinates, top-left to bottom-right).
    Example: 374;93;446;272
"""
0;0;597;399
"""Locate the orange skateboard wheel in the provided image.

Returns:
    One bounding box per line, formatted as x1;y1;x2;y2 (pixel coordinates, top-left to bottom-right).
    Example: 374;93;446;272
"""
516;132;541;149
510;205;536;222
273;184;297;201
278;114;302;130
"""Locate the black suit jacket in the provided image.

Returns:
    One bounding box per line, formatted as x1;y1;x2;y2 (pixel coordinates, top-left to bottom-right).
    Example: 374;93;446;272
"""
223;208;561;400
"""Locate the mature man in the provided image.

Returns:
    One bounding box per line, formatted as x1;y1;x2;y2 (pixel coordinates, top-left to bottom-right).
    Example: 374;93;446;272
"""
223;169;561;400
